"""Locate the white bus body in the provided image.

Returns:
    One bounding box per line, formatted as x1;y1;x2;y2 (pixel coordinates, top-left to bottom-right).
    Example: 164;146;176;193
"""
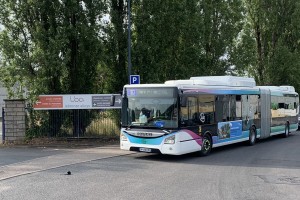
120;76;299;155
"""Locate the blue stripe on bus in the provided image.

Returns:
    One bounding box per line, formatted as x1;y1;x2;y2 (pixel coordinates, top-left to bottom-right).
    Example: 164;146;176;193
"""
271;125;285;133
123;132;164;145
270;123;298;134
213;130;250;144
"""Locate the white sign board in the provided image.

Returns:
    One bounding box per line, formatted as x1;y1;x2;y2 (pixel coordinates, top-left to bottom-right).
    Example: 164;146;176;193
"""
33;94;121;110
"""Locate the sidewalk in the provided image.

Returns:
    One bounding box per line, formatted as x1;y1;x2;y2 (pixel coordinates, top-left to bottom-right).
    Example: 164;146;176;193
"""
0;119;2;144
0;137;120;148
0;145;134;181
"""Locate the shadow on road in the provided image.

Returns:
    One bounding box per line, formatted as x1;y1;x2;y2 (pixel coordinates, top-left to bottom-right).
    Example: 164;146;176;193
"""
133;132;300;170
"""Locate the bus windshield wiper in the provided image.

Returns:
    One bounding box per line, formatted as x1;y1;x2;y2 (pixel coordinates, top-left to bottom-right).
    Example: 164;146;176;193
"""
126;125;132;129
126;122;145;129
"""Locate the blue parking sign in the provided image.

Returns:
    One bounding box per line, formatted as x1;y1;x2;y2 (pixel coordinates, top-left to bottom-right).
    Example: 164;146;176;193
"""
130;75;140;84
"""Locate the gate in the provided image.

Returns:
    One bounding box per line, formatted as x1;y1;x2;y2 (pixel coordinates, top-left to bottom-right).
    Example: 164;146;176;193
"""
26;94;122;139
26;109;121;139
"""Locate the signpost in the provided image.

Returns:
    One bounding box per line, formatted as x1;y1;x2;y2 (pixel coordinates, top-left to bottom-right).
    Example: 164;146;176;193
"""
92;95;122;108
130;75;140;84
33;94;122;110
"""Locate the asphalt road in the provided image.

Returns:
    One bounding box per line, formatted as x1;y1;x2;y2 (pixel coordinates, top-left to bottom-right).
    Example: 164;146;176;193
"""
1;132;300;200
0;120;2;144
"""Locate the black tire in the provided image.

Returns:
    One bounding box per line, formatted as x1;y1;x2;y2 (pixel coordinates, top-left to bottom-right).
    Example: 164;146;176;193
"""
248;127;256;146
283;123;290;138
198;134;212;156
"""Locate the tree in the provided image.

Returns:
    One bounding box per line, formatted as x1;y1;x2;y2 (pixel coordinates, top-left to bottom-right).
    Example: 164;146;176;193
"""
103;0;128;93
131;0;244;83
231;0;300;92
0;0;107;136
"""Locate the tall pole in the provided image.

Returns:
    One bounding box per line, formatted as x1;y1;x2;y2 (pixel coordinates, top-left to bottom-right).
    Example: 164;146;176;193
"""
127;0;132;84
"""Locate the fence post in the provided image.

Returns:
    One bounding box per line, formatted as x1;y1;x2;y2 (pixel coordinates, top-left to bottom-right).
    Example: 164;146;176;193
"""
3;99;26;142
2;107;5;143
77;109;80;139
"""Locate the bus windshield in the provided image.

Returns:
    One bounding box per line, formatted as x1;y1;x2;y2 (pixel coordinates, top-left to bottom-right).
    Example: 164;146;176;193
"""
123;87;178;128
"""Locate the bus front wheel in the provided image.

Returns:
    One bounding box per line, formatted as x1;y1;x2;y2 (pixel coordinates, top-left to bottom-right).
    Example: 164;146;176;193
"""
198;135;212;156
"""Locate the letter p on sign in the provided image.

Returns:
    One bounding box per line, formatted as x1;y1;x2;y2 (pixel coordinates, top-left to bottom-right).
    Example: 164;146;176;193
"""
130;75;140;84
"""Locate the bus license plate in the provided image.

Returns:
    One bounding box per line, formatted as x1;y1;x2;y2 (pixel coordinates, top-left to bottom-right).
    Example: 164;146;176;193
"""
139;147;152;153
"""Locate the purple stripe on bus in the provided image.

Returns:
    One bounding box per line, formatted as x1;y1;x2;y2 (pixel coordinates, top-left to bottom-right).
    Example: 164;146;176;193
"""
182;129;203;146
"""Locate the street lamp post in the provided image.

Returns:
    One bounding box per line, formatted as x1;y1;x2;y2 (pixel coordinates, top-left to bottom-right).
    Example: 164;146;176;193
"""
127;0;132;84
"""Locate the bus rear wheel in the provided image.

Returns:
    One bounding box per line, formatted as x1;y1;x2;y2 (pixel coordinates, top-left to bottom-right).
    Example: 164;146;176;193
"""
283;123;290;138
198;135;212;156
248;127;256;146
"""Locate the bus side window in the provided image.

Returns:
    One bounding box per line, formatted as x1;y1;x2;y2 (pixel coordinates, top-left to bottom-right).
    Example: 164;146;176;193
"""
215;95;230;122
236;95;242;119
183;96;198;126
229;95;236;120
198;94;215;124
215;96;223;122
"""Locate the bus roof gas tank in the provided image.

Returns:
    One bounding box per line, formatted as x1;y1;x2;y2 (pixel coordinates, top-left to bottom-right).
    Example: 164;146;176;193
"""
279;86;296;93
189;76;256;87
165;76;256;87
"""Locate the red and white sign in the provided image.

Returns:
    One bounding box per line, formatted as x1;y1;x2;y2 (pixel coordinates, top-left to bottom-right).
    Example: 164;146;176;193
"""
33;95;63;109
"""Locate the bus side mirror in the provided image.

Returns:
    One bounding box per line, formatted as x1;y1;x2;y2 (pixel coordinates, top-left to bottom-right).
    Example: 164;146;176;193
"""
181;96;187;107
121;97;128;124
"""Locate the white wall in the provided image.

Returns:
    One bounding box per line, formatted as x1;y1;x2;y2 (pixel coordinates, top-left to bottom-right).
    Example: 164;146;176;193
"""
0;85;8;117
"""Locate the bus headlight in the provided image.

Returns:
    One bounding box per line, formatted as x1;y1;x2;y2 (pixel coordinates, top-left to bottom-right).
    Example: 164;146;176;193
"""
164;135;175;144
120;133;128;141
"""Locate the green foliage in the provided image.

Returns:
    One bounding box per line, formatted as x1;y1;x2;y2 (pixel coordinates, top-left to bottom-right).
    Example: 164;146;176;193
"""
231;0;300;93
85;110;120;137
0;0;299;95
268;41;300;89
271;103;278;110
132;0;244;83
0;0;107;99
103;0;128;93
1;0;300;138
0;0;108;137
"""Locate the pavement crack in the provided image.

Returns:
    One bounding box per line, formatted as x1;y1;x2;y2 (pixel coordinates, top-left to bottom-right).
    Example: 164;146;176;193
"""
255;175;300;185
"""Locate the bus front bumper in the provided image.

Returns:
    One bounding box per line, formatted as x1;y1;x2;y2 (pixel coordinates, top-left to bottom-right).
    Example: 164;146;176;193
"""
120;139;202;155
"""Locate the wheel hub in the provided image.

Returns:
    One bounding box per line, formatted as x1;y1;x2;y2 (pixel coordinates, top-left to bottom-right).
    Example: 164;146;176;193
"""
203;140;210;151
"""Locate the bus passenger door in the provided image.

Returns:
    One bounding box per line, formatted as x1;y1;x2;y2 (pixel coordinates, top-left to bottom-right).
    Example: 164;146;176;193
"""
260;89;271;139
180;96;199;132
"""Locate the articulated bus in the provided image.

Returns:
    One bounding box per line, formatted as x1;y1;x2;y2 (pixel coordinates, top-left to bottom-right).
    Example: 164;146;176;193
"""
120;76;299;156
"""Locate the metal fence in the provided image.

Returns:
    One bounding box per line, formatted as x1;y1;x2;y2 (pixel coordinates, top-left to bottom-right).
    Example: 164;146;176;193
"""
26;109;121;139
